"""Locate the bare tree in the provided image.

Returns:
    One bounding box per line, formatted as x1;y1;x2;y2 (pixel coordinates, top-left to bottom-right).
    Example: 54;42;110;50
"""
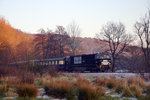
134;9;150;72
55;26;69;57
67;21;82;55
34;29;47;59
124;46;142;72
97;22;132;72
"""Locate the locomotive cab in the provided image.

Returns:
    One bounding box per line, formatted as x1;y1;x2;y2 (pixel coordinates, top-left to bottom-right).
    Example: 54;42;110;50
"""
95;53;111;72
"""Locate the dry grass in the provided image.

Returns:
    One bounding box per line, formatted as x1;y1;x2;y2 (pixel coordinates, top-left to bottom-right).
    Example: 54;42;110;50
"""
78;82;105;100
94;77;120;89
0;69;148;99
115;85;124;94
122;86;134;97
76;75;91;85
127;77;146;88
18;71;35;84
0;84;9;97
0;76;21;86
44;79;73;98
93;76;145;98
44;75;105;99
16;84;38;98
120;78;144;97
0;66;20;77
93;77;107;87
129;84;142;97
40;75;54;86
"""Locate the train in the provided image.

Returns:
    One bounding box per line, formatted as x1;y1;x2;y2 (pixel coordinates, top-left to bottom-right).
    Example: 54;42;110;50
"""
9;53;111;72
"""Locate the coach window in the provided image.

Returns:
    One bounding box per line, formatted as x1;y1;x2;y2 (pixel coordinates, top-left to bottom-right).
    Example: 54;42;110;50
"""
52;61;54;65
55;61;58;65
59;60;64;65
46;62;48;66
49;61;51;65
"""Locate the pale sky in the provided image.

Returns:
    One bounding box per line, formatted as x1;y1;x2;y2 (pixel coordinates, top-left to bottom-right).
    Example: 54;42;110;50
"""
0;0;149;37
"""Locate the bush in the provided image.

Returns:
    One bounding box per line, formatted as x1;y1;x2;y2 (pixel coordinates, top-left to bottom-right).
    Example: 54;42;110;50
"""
129;84;142;97
45;80;73;99
93;77;107;87
78;82;104;100
94;77;119;89
107;82;115;89
0;66;20;77
146;84;150;95
77;76;90;85
122;86;134;97
16;84;38;98
127;77;146;88
0;84;9;97
19;72;34;84
138;96;150;100
115;85;123;94
66;89;77;100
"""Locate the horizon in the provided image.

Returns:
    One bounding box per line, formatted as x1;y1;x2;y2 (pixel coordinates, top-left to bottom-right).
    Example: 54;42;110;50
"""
0;0;149;38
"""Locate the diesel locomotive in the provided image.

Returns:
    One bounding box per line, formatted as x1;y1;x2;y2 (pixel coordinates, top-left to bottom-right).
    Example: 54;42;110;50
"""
10;53;111;72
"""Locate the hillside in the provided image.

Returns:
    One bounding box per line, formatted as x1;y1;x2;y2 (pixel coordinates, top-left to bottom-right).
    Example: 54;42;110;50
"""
79;37;109;54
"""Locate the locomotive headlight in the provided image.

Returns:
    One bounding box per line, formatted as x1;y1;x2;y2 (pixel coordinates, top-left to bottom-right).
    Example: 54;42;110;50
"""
109;64;111;67
101;60;109;65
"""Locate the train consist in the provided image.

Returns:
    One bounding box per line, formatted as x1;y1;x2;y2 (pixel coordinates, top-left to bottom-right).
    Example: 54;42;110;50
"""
10;53;111;72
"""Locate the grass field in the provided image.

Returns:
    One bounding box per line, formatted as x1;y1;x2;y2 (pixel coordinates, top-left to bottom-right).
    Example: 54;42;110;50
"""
0;72;150;100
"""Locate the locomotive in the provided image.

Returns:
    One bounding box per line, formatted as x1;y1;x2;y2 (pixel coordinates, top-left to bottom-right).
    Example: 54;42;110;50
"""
10;53;111;72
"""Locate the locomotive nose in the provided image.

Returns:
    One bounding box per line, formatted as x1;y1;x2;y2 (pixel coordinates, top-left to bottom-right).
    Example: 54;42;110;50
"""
100;59;111;72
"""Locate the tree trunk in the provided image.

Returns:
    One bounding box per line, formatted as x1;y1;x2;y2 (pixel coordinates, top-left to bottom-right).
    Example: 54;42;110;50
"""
112;58;115;72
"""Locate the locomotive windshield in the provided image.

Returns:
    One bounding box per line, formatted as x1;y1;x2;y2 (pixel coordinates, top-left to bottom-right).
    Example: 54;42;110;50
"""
96;53;111;59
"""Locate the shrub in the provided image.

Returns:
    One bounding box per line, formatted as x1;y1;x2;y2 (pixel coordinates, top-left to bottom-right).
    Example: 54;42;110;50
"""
16;84;38;98
0;84;9;97
0;66;20;77
94;77;119;89
129;84;142;97
47;66;58;77
77;76;90;85
40;75;54;87
93;77;107;87
127;77;146;88
146;84;150;95
66;89;77;100
19;72;34;84
115;85;123;94
45;80;73;99
107;82;115;89
122;86;134;97
78;82;104;100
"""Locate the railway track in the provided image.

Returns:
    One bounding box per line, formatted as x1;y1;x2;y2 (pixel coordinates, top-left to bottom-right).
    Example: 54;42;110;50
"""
68;72;149;78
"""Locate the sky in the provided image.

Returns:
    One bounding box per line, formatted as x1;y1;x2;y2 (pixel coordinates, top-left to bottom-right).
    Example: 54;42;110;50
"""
0;0;149;37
